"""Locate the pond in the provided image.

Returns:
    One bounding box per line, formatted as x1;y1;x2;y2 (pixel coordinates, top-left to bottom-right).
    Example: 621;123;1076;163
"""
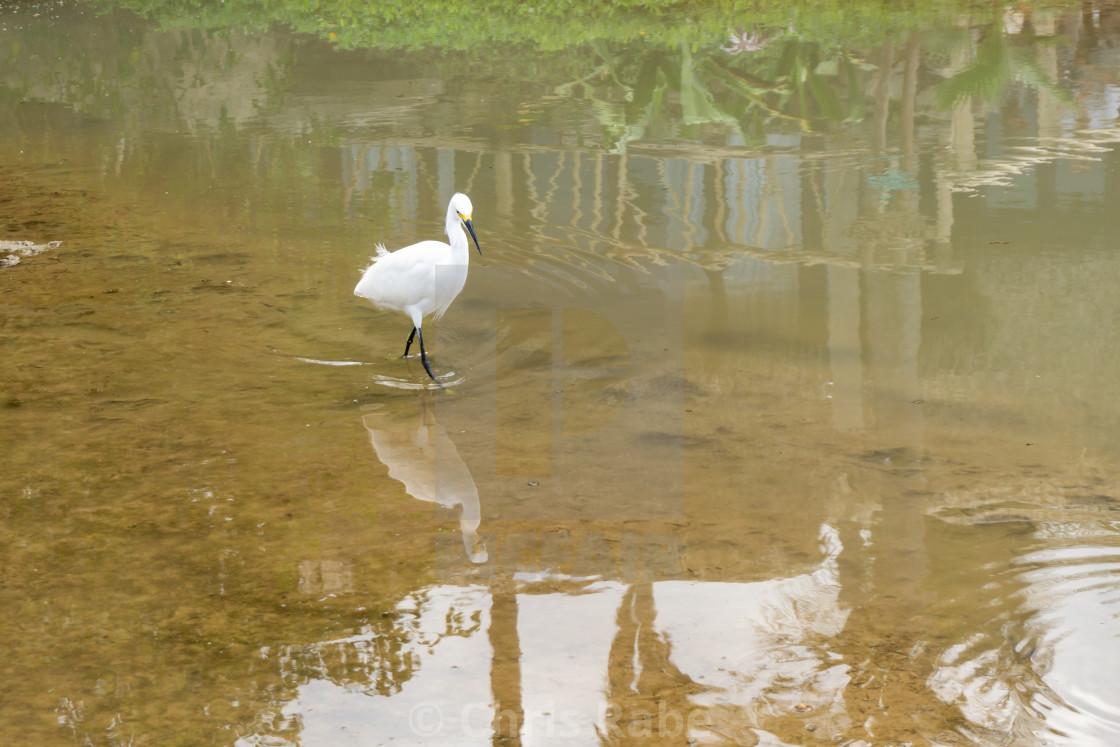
3;1;1120;744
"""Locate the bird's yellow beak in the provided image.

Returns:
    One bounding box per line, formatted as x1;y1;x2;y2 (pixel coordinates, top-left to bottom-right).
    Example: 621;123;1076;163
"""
460;214;481;256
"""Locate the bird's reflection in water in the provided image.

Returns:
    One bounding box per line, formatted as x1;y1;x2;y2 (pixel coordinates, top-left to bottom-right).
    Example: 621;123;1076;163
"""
361;396;488;564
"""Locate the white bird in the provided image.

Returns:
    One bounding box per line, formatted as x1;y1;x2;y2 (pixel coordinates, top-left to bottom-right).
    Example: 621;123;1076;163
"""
354;193;481;382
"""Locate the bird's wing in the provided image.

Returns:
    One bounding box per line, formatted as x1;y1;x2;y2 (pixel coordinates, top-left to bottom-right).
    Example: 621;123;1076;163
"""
354;241;447;312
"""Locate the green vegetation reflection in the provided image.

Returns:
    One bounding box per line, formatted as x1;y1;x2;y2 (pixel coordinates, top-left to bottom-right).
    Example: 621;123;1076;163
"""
75;0;1081;141
98;0;987;50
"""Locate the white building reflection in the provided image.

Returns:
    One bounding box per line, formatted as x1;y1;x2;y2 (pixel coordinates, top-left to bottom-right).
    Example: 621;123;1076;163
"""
281;585;494;743
278;526;846;745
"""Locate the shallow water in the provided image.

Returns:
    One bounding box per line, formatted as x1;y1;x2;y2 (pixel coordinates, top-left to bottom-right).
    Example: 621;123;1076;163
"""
4;3;1120;745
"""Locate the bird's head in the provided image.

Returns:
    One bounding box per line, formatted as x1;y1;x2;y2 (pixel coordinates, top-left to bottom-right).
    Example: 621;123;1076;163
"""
452;192;481;256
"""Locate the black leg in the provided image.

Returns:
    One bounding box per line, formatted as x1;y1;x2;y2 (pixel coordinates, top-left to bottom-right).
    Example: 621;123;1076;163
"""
416;327;438;382
403;327;417;357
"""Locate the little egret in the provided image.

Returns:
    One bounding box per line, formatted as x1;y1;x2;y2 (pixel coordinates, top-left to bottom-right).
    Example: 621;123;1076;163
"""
354;193;481;382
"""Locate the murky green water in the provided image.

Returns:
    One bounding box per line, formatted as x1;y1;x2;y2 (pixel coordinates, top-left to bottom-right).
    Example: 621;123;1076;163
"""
4;2;1120;745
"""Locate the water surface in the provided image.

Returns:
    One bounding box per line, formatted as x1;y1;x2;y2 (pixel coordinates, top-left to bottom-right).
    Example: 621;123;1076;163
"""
3;3;1120;745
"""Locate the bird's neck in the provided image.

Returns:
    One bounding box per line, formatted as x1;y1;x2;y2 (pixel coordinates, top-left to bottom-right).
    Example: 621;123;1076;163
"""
445;217;469;259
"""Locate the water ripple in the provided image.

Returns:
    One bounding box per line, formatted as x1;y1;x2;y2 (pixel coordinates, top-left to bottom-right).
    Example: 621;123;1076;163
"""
931;531;1120;745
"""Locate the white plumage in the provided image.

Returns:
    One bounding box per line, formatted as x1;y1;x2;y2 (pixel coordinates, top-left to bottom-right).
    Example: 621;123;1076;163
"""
354;192;481;382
